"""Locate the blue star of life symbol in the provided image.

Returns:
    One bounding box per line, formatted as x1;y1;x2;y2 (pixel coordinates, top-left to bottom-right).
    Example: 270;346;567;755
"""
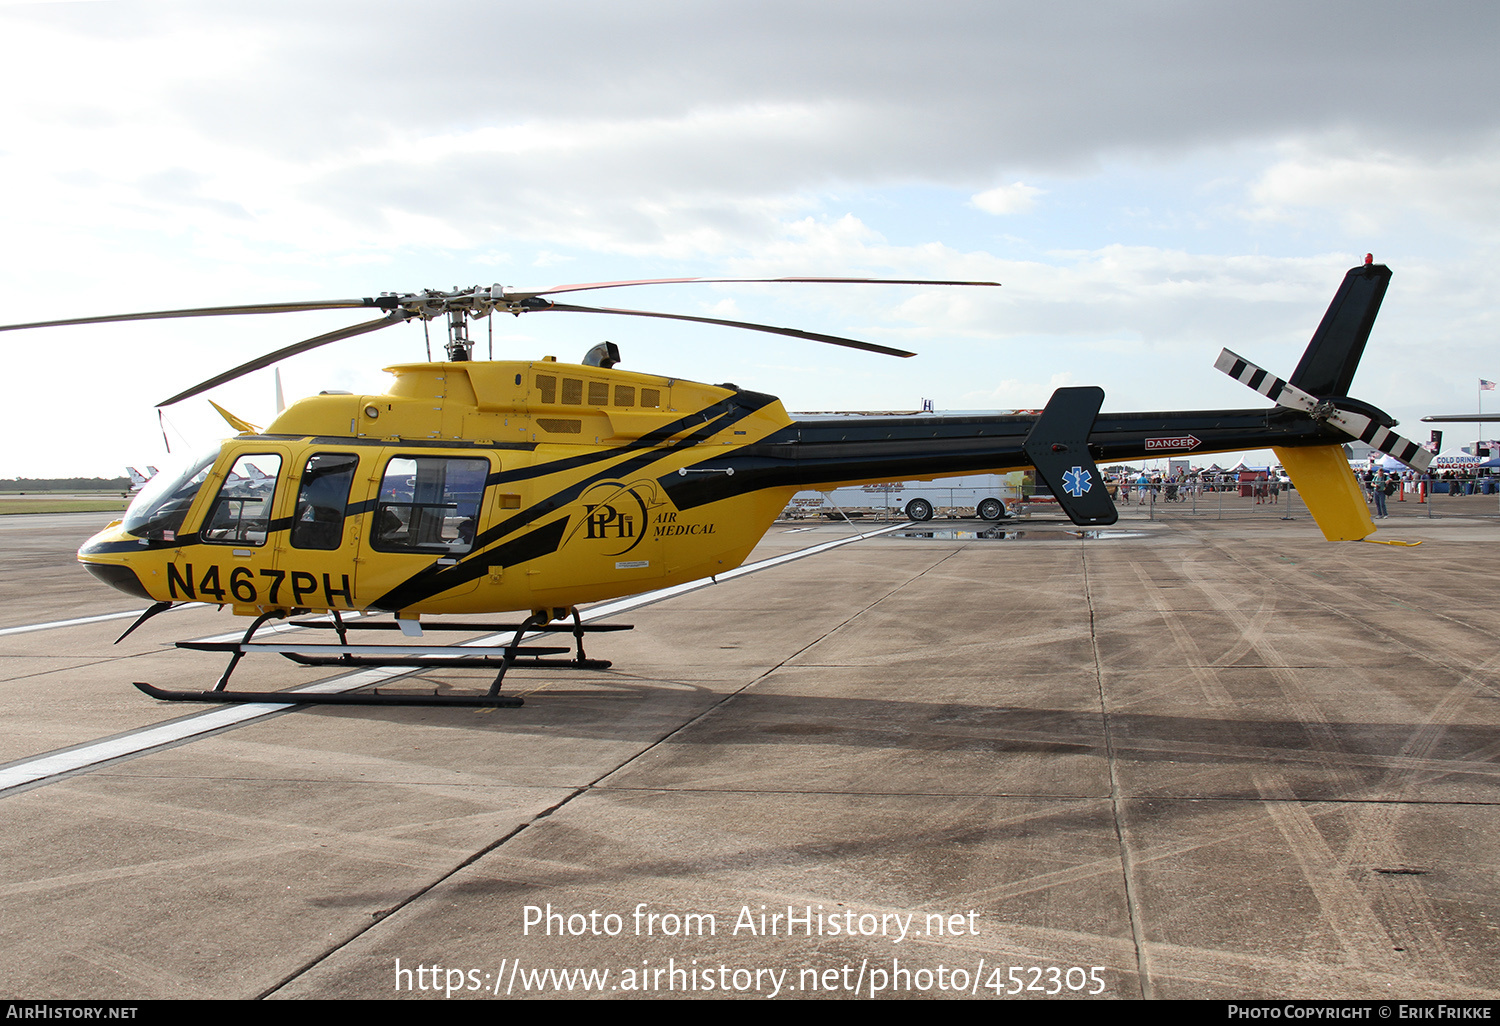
1062;466;1092;498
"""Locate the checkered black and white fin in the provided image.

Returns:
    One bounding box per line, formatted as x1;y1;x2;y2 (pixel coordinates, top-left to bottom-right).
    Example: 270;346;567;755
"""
1215;349;1433;473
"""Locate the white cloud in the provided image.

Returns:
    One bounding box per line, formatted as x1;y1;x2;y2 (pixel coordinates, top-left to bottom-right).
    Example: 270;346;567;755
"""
971;182;1043;215
962;371;1076;408
1247;136;1500;236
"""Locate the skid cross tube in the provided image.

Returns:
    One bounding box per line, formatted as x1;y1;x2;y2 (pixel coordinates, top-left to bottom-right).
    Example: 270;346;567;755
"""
214;608;288;691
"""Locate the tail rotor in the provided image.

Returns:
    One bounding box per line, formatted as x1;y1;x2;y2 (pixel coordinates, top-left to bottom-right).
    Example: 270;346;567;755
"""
1215;348;1432;473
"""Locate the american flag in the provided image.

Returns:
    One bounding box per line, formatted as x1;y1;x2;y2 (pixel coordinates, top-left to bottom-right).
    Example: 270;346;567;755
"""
1483;379;1496;391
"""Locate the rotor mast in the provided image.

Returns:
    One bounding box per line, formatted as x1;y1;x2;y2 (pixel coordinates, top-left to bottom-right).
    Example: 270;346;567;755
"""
445;307;473;361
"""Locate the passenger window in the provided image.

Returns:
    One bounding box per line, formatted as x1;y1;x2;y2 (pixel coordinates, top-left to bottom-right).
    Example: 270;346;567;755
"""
202;454;282;545
373;456;488;554
291;453;358;550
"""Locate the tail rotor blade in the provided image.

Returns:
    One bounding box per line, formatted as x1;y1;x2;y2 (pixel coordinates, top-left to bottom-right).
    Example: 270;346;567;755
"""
1215;348;1321;414
1322;408;1433;473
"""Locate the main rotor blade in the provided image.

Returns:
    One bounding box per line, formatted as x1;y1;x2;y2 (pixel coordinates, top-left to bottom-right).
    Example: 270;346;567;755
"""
541;301;918;358
516;276;1002;302
0;299;380;334
157;311;410;407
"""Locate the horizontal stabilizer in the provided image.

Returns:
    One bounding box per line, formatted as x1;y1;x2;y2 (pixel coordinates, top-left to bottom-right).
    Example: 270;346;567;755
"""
1023;386;1117;526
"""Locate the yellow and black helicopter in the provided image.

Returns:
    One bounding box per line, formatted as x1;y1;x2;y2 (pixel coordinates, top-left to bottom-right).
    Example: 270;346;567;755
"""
0;260;1431;707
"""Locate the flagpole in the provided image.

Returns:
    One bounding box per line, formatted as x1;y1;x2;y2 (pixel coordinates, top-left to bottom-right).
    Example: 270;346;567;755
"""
1481;378;1493;458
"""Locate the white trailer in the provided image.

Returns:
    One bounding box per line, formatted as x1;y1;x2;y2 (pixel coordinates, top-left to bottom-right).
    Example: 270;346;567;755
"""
790;473;1027;522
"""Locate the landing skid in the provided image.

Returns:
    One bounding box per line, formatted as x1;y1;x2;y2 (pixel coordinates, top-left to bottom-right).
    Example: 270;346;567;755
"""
134;607;632;707
132;681;527;707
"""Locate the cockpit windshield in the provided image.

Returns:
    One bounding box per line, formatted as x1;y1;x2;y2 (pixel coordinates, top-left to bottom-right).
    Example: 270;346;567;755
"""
122;446;221;541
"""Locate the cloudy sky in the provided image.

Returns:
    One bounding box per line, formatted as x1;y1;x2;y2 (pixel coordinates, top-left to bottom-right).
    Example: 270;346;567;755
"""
2;0;1498;478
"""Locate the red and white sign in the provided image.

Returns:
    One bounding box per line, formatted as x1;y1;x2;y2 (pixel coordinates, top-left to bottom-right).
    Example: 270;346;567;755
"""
1144;434;1201;451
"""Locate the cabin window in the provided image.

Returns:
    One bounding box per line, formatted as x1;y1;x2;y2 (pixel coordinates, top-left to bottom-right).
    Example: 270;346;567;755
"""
202;453;282;546
290;453;358;551
372;456;488;554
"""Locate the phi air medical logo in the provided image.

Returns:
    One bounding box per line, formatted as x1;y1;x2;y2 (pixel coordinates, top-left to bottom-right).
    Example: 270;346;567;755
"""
567;480;663;556
1062;466;1092;498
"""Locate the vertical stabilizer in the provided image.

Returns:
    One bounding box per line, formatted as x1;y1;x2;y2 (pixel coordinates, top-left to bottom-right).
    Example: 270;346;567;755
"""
1289;262;1391;398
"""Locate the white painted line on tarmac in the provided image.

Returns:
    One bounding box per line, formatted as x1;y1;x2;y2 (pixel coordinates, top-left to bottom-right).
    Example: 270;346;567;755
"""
0;523;909;797
0;668;412;796
0;604;205;638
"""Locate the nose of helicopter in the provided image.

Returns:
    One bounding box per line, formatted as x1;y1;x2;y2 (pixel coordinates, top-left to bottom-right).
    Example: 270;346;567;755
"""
77;521;155;600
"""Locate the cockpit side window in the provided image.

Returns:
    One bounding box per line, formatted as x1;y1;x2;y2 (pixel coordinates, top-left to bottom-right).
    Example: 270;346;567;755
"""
290;453;358;551
122;448;219;541
372;455;488;554
202;454;282;546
